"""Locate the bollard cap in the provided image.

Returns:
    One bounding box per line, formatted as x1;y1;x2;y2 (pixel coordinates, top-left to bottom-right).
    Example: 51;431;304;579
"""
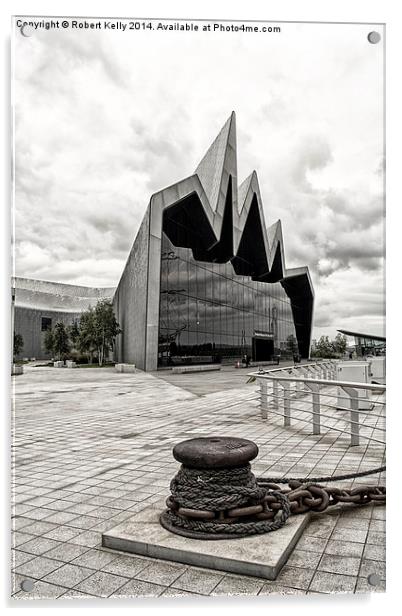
173;436;258;469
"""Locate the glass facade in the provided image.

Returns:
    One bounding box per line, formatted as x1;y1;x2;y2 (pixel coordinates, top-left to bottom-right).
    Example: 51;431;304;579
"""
355;336;386;356
158;233;299;366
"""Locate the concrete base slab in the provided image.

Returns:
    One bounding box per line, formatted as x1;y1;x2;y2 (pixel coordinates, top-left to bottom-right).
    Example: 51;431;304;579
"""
102;499;310;580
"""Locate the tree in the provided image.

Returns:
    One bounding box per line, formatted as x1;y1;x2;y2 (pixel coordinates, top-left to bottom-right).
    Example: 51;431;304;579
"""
311;334;348;358
77;308;97;364
313;336;336;359
44;329;55;356
13;332;24;358
68;321;80;351
333;333;347;356
52;322;70;360
93;300;122;366
77;300;121;366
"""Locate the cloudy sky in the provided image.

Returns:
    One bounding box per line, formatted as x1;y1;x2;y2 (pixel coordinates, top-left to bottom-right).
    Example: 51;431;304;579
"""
13;18;384;340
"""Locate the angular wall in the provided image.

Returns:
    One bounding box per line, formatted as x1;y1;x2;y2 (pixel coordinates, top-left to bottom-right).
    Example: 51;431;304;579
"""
113;211;151;369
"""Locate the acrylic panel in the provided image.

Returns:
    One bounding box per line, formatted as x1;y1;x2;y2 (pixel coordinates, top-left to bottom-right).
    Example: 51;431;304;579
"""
11;16;385;600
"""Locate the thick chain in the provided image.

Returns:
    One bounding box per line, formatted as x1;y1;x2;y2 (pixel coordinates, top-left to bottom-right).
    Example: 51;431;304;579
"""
259;482;385;515
257;465;386;514
163;464;385;537
165;490;291;536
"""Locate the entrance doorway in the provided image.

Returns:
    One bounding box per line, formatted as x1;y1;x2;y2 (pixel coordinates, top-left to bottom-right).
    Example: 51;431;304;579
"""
252;337;274;362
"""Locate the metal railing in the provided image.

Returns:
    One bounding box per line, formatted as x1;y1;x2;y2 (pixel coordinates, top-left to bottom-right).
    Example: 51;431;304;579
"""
249;361;386;447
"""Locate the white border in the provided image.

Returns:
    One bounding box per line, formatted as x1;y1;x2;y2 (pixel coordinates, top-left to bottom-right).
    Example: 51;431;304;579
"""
2;1;400;614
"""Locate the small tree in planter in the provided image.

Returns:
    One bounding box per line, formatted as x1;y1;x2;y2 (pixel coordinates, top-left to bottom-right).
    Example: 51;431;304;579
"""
93;300;122;366
77;309;97;364
77;301;121;366
52;322;70;361
13;332;24;360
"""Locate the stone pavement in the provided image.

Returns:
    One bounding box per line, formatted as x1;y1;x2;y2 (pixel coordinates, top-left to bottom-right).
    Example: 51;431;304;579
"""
11;366;385;600
152;360;307;396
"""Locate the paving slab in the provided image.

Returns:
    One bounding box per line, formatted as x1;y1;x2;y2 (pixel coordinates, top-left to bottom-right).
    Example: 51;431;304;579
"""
102;499;310;580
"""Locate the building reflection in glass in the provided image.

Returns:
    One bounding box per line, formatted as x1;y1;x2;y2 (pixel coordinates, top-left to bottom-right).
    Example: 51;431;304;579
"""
158;233;298;366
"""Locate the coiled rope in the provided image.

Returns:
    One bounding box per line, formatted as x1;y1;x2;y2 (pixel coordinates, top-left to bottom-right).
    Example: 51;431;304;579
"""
160;464;385;538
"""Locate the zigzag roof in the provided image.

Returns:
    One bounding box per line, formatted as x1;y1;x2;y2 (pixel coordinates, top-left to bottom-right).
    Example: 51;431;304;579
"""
154;112;311;286
144;112;314;355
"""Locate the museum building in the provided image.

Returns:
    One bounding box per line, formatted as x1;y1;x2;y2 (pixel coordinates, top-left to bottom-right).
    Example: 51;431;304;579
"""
13;113;314;370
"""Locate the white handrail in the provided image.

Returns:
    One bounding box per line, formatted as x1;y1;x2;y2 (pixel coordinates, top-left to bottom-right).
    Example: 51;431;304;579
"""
251;369;386;447
254;360;338;375
249;372;386;393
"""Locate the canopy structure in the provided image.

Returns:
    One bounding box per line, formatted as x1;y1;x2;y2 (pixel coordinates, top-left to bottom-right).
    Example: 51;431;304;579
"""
337;329;385;356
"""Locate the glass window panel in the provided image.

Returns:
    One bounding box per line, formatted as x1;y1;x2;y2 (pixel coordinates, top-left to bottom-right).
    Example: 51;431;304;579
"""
158;232;297;366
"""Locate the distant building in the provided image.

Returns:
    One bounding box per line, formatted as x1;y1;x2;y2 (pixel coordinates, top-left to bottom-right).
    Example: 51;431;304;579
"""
12;277;114;359
337;329;386;356
13;113;315;370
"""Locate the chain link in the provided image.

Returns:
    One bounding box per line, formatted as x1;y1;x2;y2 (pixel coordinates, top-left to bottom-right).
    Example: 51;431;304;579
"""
163;464;386;537
167;482;385;521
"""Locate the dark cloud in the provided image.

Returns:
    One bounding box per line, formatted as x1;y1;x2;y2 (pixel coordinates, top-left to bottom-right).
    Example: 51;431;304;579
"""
324;191;384;231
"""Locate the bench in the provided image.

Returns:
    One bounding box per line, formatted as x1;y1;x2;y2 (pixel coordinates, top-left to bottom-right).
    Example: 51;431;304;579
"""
115;363;136;373
171;364;221;374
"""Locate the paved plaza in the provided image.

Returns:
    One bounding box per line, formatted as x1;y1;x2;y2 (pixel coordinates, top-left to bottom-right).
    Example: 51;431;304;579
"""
11;365;386;600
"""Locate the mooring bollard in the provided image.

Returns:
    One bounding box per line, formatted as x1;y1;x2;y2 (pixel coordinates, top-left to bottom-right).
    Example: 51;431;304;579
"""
160;437;386;541
159;436;290;540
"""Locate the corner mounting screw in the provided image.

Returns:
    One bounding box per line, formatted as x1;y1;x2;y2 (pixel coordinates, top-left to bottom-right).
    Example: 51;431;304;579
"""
367;573;381;586
367;31;381;44
20;579;35;592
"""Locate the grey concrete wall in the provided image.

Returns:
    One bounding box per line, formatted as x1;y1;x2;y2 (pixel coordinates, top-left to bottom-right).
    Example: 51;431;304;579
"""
14;307;80;359
113;209;151;370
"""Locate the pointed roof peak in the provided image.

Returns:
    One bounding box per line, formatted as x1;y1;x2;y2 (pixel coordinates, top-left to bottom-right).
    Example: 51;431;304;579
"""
194;112;237;211
195;113;236;168
267;219;282;243
239;172;254;187
238;171;260;207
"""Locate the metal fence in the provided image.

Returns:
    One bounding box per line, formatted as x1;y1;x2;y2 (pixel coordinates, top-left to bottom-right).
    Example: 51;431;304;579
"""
249;361;386;447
